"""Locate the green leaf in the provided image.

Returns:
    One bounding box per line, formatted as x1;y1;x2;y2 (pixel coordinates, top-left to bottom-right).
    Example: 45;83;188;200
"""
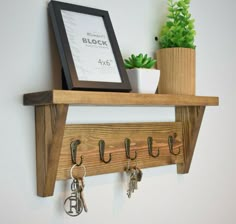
145;60;157;68
128;57;133;63
184;0;190;4
142;54;148;64
131;54;136;61
124;61;134;69
167;21;173;28
124;59;133;67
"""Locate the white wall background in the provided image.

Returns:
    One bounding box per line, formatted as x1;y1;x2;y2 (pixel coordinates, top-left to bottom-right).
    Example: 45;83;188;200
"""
0;0;235;223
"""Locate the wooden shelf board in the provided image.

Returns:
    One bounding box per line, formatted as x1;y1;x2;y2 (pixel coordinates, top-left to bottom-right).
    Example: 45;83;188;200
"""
24;90;219;106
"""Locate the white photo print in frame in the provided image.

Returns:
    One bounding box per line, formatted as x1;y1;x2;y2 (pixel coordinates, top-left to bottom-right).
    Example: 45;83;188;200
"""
61;10;122;83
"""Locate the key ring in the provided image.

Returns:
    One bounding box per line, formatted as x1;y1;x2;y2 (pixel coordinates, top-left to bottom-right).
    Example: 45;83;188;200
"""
70;164;86;180
126;159;138;172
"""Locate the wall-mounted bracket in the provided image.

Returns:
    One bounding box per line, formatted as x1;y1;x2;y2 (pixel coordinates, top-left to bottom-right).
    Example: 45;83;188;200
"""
176;106;205;173
35;104;68;197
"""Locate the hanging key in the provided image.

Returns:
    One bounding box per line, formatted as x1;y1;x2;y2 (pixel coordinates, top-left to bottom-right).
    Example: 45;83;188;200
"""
127;168;137;198
132;169;138;190
79;177;88;213
136;167;143;182
126;168;133;198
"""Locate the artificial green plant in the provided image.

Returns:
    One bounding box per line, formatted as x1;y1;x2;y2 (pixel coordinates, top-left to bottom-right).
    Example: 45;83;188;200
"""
159;0;196;49
124;53;157;69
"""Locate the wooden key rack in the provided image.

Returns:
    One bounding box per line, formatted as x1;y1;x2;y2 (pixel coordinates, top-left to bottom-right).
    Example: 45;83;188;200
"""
23;90;219;197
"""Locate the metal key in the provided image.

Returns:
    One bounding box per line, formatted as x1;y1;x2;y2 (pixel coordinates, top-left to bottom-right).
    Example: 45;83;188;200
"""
132;170;138;190
127;168;133;198
64;178;83;216
127;168;137;198
136;167;143;182
79;177;88;212
127;180;133;198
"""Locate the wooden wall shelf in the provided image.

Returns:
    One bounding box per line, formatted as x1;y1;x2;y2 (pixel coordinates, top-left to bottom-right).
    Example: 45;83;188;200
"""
24;90;218;106
23;90;219;197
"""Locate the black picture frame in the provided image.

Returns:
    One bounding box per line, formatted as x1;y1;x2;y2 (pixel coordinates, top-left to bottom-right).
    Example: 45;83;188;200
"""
48;1;131;92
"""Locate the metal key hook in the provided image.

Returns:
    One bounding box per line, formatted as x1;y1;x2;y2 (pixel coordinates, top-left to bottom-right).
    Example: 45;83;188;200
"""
70;140;83;166
99;140;112;164
124;138;137;160
147;136;160;158
168;134;181;156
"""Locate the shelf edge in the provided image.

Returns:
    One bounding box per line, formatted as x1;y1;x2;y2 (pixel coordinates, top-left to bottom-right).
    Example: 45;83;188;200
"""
23;90;219;106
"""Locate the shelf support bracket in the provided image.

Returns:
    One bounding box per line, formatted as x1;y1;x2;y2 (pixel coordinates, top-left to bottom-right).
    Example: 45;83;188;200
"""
35;104;68;197
176;106;205;174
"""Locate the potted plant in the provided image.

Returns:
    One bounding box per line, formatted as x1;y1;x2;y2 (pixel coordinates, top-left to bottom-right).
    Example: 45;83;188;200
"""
124;53;160;93
157;0;196;95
